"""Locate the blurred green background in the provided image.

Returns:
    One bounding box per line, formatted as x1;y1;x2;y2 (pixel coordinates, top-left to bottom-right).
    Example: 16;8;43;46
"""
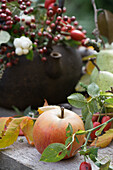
38;0;113;38
65;0;113;38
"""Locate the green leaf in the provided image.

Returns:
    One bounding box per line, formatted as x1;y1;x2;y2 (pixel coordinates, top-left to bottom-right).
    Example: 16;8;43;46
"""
105;98;113;104
79;147;98;159
68;93;87;108
75;136;80;144
88;98;99;114
82;105;89;120
65;136;72;146
65;136;73;157
0;31;10;45
40;143;67;162
85;112;93;130
100;92;113;97
67;144;72;156
24;106;32;116
66;123;73;137
87;83;100;97
89;153;97;162
26;50;33;61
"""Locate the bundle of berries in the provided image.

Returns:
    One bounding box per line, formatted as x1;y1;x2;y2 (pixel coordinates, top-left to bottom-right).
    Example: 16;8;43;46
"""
91;113;112;140
0;0;87;69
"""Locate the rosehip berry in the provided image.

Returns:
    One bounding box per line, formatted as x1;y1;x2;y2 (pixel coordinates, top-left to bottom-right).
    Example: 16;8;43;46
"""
70;30;85;41
38;31;42;36
101;116;112;132
6;52;11;58
50;23;55;29
77;25;83;31
41;57;47;62
43;47;47;53
79;162;92;170
56;7;62;14
6;62;12;67
44;0;56;9
39;49;43;54
92;112;100;122
74;21;78;26
63;7;66;13
46;20;51;25
71;16;76;22
90;122;101;140
48;3;58;16
47;9;53;17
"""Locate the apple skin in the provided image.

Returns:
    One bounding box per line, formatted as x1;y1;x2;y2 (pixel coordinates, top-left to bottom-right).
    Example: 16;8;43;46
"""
33;107;85;159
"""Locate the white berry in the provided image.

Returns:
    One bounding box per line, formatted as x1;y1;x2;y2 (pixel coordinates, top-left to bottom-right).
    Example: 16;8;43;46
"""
14;38;21;48
23;49;29;55
15;47;23;56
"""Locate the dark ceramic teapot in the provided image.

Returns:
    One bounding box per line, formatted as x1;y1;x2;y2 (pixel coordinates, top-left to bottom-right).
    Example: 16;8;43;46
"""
0;45;82;110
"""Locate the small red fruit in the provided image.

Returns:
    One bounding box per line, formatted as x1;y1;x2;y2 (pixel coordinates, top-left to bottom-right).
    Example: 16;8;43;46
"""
92;112;99;122
79;162;92;170
48;3;58;16
70;30;85;41
101;116;111;132
90;122;101;140
44;0;56;9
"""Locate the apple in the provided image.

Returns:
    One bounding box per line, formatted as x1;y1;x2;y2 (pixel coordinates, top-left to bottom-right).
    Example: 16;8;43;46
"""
33;106;85;159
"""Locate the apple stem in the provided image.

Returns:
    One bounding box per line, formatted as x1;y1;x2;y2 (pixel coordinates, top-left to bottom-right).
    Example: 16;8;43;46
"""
61;107;64;118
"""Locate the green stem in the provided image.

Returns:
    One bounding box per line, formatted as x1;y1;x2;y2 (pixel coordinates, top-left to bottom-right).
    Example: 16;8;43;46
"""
83;131;91;147
87;117;113;133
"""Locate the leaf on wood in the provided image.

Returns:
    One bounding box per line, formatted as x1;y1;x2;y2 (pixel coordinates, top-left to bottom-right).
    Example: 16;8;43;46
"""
0;117;12;137
0;117;24;148
40;143;67;162
20;117;34;145
98;10;113;44
91;129;113;148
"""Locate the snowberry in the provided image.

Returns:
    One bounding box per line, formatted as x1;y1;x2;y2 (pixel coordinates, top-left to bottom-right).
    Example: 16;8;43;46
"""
15;47;23;56
14;38;21;47
23;48;29;55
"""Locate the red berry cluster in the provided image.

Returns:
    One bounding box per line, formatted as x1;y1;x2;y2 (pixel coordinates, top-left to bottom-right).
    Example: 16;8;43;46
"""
91;113;112;140
0;0;88;67
0;0;34;67
37;0;87;61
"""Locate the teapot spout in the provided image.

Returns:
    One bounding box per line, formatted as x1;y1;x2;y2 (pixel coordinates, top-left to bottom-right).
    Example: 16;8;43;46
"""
45;51;62;79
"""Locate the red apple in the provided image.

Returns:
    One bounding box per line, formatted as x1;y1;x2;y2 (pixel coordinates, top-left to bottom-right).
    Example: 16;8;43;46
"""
33;106;85;159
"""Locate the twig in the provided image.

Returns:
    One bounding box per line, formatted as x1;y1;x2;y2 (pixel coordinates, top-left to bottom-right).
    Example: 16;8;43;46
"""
91;0;105;48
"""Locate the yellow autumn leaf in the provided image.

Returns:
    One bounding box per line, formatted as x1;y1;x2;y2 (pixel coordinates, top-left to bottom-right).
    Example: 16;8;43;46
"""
0;117;25;148
0;117;12;137
86;60;96;75
91;129;113;148
20;117;34;145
